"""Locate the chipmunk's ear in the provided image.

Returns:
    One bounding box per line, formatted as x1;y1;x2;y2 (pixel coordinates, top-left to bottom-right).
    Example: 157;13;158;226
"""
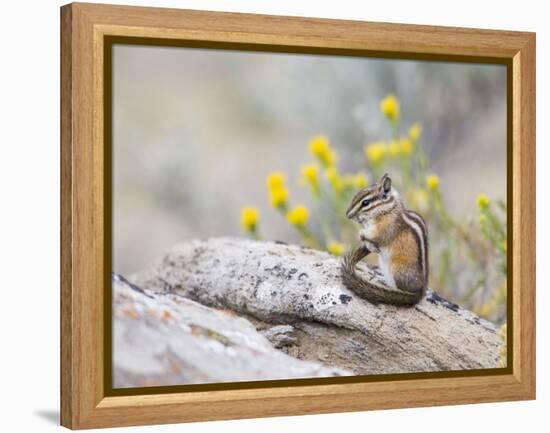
379;173;392;194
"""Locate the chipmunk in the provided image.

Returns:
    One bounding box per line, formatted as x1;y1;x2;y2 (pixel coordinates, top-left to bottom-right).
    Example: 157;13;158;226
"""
341;173;428;306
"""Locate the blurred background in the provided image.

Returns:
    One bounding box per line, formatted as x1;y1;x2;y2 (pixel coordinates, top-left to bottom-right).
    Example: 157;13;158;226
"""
113;44;507;325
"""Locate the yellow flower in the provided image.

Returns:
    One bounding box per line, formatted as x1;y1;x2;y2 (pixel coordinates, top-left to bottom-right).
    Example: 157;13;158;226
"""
301;164;320;191
287;205;310;227
477;193;491;209
409;123;423;142
501;240;507;253
426;174;440;191
309;135;336;167
354;173;369;189
266;172;286;190
388;140;400;157
328;242;346;257
399;138;414;156
270;186;289;209
387;138;413;157
241;207;260;232
364;142;387;165
380;94;400;123
326;167;343;192
267;172;289;209
309;135;329;156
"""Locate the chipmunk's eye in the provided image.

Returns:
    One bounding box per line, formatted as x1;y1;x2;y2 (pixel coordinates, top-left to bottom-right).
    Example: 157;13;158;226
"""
361;199;370;207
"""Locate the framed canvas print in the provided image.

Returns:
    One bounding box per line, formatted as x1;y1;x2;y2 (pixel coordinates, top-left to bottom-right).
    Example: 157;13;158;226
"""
60;2;535;429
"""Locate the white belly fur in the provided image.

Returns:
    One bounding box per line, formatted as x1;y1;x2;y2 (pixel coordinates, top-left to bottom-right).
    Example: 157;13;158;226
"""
378;247;396;289
360;220;377;239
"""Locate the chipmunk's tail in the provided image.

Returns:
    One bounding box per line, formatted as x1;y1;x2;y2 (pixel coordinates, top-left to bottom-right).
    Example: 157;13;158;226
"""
341;245;422;307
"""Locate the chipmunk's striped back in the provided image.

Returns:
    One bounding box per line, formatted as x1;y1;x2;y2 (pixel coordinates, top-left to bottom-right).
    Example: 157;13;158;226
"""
400;209;429;286
341;174;428;307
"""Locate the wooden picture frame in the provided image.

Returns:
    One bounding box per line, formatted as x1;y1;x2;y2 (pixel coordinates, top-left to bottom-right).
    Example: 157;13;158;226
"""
60;2;535;429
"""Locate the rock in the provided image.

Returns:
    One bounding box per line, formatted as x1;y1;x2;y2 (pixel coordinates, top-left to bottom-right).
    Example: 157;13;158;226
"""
261;325;298;349
112;273;349;388
133;237;503;375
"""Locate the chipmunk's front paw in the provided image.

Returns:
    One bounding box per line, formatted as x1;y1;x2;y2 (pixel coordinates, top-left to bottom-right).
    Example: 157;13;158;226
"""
359;237;379;253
